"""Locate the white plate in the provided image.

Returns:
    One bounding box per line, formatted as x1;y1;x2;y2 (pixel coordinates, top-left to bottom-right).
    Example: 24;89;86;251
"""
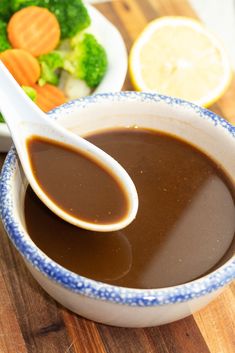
0;4;128;152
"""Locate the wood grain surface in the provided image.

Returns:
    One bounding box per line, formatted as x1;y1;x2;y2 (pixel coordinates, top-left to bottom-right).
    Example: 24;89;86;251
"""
0;1;234;352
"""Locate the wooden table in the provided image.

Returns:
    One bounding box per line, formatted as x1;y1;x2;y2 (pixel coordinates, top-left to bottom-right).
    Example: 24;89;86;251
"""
0;1;234;352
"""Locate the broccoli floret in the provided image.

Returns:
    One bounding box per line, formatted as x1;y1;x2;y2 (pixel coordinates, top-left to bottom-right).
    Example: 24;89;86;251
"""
0;113;5;123
0;0;12;21
64;33;108;88
47;0;91;39
38;51;64;86
22;86;37;101
10;0;91;39
10;0;47;12
0;20;11;52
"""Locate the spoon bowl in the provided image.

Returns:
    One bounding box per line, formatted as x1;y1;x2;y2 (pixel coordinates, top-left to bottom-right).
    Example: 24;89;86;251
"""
0;62;138;232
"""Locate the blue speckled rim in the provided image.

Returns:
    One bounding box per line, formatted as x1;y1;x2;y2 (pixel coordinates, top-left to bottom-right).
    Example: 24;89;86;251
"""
0;92;235;307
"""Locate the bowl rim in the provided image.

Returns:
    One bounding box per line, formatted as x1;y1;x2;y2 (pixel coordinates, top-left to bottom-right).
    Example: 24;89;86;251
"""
1;91;235;307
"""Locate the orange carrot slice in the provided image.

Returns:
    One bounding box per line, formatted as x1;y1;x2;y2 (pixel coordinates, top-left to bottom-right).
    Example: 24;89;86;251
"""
7;6;60;57
0;49;40;85
33;83;67;112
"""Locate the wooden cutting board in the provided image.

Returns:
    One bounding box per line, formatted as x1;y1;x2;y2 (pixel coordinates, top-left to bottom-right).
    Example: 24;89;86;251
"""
0;1;234;352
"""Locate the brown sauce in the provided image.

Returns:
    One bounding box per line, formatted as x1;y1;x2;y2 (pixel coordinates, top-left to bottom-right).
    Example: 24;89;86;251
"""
26;136;129;224
24;128;235;288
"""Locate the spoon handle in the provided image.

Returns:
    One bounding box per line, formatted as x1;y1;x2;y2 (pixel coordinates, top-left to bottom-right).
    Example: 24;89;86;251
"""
0;62;44;128
0;62;139;232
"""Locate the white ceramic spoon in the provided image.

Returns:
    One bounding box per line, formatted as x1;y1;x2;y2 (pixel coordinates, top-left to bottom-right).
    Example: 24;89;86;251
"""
0;62;138;232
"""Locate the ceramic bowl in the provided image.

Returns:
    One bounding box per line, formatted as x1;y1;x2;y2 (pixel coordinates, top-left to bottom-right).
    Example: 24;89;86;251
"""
0;92;235;328
0;4;127;152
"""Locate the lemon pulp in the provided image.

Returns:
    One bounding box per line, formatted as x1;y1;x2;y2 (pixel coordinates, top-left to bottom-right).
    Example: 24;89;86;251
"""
130;17;232;106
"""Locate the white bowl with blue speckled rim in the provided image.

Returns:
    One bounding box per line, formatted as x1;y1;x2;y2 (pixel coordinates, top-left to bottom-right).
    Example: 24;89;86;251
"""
0;4;127;152
0;92;235;328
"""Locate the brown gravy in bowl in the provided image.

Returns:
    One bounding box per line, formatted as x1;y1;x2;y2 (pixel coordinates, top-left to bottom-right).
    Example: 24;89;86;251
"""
24;128;235;288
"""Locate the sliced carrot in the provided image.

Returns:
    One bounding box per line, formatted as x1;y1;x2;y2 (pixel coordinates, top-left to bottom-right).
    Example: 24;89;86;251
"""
0;49;40;85
7;6;60;57
33;83;67;112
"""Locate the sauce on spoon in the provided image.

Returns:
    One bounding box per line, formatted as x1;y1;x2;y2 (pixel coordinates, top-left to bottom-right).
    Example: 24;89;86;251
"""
27;135;130;225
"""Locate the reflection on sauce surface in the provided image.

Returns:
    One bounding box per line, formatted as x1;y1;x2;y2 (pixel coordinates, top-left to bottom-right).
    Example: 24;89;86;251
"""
27;136;129;224
24;128;235;288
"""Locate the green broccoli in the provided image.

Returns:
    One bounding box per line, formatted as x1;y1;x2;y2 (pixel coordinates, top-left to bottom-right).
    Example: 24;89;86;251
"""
0;0;12;21
0;113;5;123
38;51;64;86
10;0;47;12
64;33;108;88
10;1;91;39
0;20;11;52
22;86;37;101
47;0;91;39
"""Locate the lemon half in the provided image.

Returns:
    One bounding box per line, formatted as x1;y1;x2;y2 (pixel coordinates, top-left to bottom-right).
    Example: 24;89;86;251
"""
129;16;232;107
